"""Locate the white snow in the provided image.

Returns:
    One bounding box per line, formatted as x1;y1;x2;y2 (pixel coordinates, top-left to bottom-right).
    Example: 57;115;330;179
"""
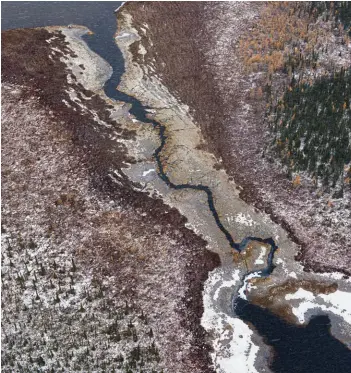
114;2;126;13
116;32;131;39
139;43;147;56
142;168;155;177
254;246;267;265
202;268;260;373
275;257;289;275
213;271;241;301
238;272;262;299
227;212;256;226
285;288;351;325
145;108;156;114
285;288;316;302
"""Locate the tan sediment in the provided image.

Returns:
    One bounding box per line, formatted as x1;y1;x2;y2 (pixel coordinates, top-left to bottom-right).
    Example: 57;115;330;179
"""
115;3;299;257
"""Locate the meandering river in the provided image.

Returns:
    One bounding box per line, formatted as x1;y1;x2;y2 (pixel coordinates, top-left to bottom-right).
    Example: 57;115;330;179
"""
2;2;351;372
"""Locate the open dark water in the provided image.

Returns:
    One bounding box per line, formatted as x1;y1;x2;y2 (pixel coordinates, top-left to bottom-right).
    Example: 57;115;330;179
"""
2;2;131;101
2;2;351;372
235;298;351;373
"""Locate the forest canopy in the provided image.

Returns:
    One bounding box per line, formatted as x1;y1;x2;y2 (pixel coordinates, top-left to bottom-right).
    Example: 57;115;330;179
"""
270;67;351;192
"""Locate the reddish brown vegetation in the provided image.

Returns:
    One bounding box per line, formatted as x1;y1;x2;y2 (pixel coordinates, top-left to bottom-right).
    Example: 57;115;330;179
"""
2;27;220;372
2;28;135;184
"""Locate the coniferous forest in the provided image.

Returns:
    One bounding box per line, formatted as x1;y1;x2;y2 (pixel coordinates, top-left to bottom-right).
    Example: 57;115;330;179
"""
271;68;351;191
265;2;351;193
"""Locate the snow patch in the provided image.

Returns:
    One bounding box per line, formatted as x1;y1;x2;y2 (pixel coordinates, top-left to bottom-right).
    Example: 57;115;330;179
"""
142;168;155;177
254;246;267;265
226;212;256;226
116;32;132;39
285;288;351;325
114;2;126;13
238;272;262;299
235;212;255;226
202;268;260;373
139;43;147;56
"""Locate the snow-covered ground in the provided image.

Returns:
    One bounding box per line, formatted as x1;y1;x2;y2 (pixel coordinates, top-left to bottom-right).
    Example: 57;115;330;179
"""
202;268;262;373
286;288;351;325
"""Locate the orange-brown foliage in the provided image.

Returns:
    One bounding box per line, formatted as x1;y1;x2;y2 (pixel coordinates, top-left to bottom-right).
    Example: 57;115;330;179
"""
292;174;301;187
238;2;327;75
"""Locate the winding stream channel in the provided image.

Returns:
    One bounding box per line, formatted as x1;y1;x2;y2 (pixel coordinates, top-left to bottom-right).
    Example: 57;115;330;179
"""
2;2;351;372
114;79;280;282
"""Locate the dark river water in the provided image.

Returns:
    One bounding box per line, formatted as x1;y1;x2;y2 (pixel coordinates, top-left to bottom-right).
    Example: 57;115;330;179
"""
2;2;351;372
